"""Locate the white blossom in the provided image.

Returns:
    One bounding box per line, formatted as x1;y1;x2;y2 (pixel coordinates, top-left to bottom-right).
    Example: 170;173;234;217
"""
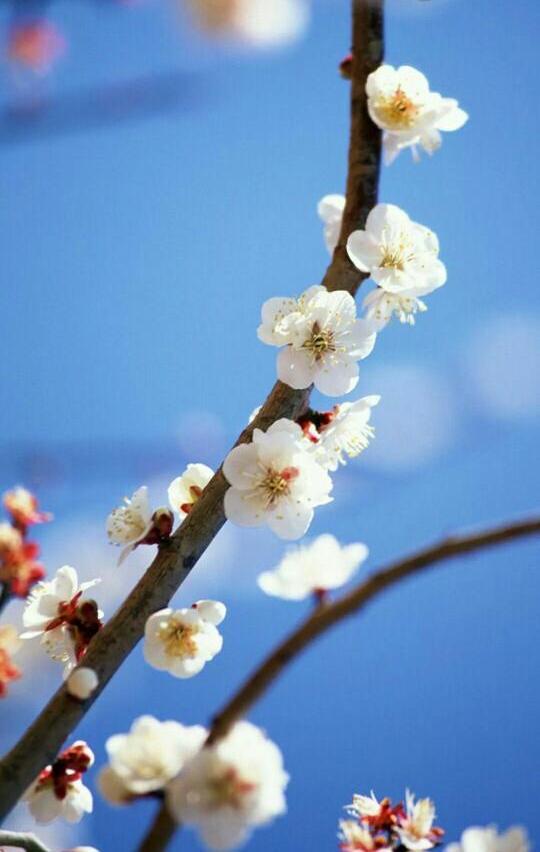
26;778;93;825
339;820;385;852
185;0;309;48
258;534;368;600
168;464;214;520
106;486;153;564
258;285;377;396
347;204;446;327
318;194;345;254
144;600;226;679
98;715;206;800
366;64;468;164
396;790;438;851
446;827;530;852
67;667;99;700
350;791;383;818
167;720;288;850
223;419;333;540
21;565;101;676
316;395;379;471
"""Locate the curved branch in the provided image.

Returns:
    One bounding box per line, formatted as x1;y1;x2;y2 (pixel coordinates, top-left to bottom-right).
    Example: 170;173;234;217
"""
0;831;51;852
0;0;384;822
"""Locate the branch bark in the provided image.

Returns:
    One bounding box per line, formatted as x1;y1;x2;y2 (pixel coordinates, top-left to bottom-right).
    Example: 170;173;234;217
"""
142;515;540;851
0;1;384;821
0;831;51;852
0;583;10;616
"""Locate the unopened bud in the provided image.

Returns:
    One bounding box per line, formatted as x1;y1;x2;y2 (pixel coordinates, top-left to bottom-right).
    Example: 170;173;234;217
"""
67;667;99;700
339;53;353;79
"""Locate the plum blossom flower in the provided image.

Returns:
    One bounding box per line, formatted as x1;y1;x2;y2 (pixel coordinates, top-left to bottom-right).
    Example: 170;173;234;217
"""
106;486;153;564
3;487;52;530
144;600;226;679
347;204;446;327
167;720;288;850
366;64;468;164
258;534;368;601
313;395;379;471
0;523;45;597
168;464;214;520
98;716;206;802
25;741;94;825
21;565;102;676
185;0;309;48
67;667;99;700
0;625;21;697
258;285;377;395
339;820;387;852
223;419;333;540
396;791;441;851
445;827;529;852
318;194;346;254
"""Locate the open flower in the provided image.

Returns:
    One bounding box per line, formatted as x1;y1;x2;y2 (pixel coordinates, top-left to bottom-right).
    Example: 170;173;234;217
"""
258;285;377;396
168;464;214;521
347;204;446;327
445;827;529;852
366;64;468;164
318;194;346;254
98;716;206;802
106;486;153;564
167;720;288;851
144;600;226;679
314;395;379;471
223;419;333;540
3;487;52;529
0;625;21;697
258;534;368;600
25;742;94;825
396;791;441;851
21;565;102;676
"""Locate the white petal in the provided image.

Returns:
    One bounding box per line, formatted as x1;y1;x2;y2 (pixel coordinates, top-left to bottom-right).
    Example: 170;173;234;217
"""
195;600;227;626
224;489;265;527
223;444;260;490
276;347;314;390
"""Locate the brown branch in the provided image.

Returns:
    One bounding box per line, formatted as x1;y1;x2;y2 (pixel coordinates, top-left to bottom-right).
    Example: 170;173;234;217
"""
0;583;11;616
138;807;177;852
0;0;384;822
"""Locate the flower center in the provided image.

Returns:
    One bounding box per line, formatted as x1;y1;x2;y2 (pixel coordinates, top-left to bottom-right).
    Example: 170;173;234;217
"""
375;87;419;129
157;618;198;659
258;466;299;507
302;322;335;361
207;768;256;810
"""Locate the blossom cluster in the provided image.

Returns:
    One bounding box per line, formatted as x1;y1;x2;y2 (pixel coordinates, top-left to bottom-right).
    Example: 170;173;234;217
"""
0;486;50;598
339;790;444;852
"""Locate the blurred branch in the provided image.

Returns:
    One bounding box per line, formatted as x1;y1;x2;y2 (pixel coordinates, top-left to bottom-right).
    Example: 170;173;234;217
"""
0;830;51;852
0;0;384;823
0;583;10;615
142;514;540;850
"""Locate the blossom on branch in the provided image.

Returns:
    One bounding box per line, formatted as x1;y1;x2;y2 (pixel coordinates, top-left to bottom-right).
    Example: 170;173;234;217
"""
318;194;346;254
167;720;288;850
339;820;389;852
0;625;21;697
366;64;468;164
397;791;442;850
144;600;226;678
310;396;380;471
106;486;173;564
0;524;45;597
347;204;446;327
258;285;377;395
3;487;52;530
340;790;444;852
223;419;333;540
445;826;530;852
24;741;94;825
258;534;368;601
98;715;206;802
21;565;103;676
168;464;214;520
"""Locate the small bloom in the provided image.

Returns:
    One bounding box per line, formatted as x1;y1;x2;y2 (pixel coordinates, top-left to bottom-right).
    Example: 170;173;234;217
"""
106;486;153;564
144;600;226;679
223;419;333;540
258;534;368;601
98;715;206;800
21;565;102;676
397;790;441;851
366;64;468;164
346;791;405;833
0;625;21;697
167;720;288;850
25;741;94;825
67;667;99;700
7;21;66;74
168;464;214;520
445;827;529;852
0;524;45;597
314;395;380;471
186;0;309;48
3;487;52;529
258;285;377;396
339;820;383;852
318;194;346;254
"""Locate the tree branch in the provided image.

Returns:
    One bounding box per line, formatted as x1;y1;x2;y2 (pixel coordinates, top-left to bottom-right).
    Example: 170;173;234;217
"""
0;830;51;852
0;583;11;616
0;1;384;820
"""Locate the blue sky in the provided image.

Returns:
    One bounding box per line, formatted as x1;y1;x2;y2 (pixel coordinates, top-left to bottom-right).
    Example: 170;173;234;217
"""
1;1;539;850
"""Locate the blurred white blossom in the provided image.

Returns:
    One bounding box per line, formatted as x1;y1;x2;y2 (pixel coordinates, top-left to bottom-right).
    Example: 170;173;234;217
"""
185;0;309;48
25;742;94;826
446;826;530;852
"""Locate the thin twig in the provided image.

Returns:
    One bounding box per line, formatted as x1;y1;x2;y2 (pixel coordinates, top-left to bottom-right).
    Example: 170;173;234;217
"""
142;514;540;852
0;0;384;820
138;807;177;852
0;830;51;852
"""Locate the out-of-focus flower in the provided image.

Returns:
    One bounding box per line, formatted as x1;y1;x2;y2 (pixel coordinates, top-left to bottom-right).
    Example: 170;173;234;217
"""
66;667;99;700
396;791;441;851
3;487;52;530
185;0;309;48
167;720;288;850
366;64;468;164
98;716;206;802
25;742;94;825
144;600;226;679
6;20;66;74
21;565;102;676
339;820;386;852
445;826;529;852
223;419;333;540
168;464;214;520
258;534;368;601
0;523;45;598
0;625;21;697
318;194;346;254
258;285;377;396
